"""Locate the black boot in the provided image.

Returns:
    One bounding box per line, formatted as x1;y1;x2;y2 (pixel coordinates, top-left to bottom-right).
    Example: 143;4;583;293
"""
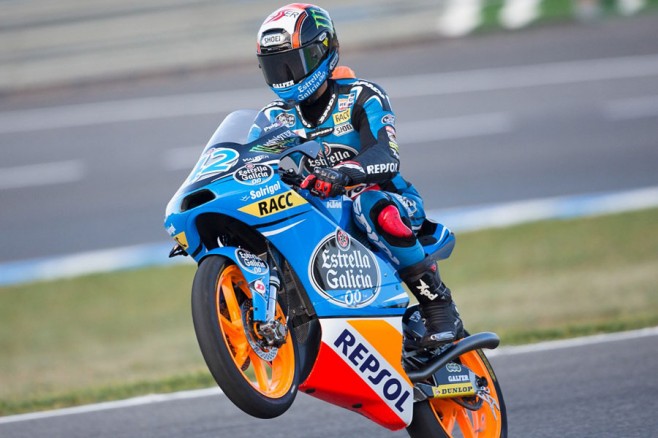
400;258;463;348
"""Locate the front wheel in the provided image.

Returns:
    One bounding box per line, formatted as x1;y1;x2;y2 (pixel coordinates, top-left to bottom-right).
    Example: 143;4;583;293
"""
191;255;299;418
406;349;507;438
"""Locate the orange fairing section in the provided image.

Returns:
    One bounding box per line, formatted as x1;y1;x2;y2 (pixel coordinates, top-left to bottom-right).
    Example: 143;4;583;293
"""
299;318;413;430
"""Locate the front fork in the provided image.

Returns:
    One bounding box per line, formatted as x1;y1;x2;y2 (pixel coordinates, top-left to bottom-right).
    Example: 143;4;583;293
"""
252;245;288;347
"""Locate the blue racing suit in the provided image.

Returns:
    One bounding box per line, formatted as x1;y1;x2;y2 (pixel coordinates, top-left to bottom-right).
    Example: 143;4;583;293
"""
249;76;428;271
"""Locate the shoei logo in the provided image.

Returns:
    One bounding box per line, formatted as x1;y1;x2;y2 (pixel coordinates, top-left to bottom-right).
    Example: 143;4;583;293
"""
261;33;285;47
238;190;307;218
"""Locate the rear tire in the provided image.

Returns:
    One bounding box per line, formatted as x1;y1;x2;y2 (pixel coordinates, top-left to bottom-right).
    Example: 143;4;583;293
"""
406;349;507;438
191;255;299;418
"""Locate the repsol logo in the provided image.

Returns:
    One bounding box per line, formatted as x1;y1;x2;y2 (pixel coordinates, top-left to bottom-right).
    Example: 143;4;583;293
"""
333;329;411;413
366;163;398;174
238;190;306;218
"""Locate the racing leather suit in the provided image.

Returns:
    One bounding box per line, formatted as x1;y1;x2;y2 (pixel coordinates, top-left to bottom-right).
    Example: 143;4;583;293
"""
250;72;463;346
249;75;429;271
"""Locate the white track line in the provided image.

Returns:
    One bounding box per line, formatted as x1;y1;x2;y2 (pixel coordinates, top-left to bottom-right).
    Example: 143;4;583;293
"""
2;185;658;287
2;54;657;134
1;327;655;425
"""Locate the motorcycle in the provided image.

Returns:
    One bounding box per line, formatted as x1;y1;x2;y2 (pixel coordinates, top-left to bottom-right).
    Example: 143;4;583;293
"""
164;109;507;437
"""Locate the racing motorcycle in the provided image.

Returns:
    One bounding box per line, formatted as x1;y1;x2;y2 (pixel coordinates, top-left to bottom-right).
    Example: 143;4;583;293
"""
165;110;507;437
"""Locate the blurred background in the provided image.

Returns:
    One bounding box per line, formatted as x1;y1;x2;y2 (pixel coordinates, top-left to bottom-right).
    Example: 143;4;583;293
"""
1;0;658;435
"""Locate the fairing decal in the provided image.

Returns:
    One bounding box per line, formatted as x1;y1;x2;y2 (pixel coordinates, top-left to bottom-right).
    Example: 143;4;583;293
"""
299;317;413;430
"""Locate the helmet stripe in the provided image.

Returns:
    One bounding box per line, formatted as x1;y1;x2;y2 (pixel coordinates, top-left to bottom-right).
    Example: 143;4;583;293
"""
292;10;307;49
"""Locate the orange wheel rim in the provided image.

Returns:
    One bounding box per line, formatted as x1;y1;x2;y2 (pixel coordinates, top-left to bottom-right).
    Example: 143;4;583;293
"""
429;350;503;437
215;265;295;398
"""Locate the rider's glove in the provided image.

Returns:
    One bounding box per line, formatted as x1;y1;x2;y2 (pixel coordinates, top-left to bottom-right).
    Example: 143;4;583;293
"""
300;167;351;198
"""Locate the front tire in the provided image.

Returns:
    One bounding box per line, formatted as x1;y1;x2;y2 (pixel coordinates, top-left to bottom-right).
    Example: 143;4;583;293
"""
406;349;507;438
191;255;299;418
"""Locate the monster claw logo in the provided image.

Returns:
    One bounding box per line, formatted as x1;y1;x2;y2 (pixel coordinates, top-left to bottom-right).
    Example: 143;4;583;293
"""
309;8;332;29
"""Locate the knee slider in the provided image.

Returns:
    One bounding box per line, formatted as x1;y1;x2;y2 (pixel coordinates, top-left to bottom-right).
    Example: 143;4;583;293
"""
370;200;416;247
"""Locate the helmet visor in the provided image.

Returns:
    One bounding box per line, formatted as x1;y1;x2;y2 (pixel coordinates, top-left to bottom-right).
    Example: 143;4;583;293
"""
258;42;327;88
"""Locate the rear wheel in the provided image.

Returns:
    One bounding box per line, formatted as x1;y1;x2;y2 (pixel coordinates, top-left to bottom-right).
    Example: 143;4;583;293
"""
191;255;299;418
406;349;507;438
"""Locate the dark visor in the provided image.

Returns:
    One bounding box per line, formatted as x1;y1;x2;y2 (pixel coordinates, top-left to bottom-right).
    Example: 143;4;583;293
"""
258;43;327;88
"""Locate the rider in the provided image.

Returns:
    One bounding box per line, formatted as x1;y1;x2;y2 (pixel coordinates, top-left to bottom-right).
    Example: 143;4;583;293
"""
250;4;463;348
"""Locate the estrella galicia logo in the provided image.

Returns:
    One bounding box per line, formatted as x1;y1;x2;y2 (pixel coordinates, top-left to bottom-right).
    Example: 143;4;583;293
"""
233;163;274;186
301;143;357;172
309;229;381;308
235;249;268;275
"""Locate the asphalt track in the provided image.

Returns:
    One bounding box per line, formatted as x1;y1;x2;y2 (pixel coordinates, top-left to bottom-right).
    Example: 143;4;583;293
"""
2;328;657;437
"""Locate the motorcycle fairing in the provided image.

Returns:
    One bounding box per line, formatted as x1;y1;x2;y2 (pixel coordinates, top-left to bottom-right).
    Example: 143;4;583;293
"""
299;317;413;430
164;110;410;318
200;247;271;322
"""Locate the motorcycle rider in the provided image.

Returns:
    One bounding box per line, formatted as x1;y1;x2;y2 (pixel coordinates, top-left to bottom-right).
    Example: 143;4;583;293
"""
250;4;463;347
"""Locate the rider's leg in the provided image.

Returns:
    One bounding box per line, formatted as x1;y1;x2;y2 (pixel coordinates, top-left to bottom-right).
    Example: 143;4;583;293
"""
398;256;463;347
353;191;463;347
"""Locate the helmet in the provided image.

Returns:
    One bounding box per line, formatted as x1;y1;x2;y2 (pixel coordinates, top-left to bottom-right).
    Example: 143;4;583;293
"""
257;4;339;103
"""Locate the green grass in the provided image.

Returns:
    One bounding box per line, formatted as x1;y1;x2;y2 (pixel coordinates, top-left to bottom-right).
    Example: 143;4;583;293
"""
478;0;658;31
1;208;657;416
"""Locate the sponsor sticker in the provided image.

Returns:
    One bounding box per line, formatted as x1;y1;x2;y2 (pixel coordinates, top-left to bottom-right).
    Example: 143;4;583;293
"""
365;163;399;174
238;190;307;218
243;154;268;163
174;232;188;249
272;80;294;89
301;143;357;172
330;322;412;419
381;114;396;126
432;383;476;398
261;33;285;47
309;229;381;308
446;363;462;373
333;122;354;136
248;181;282;200
298;68;329;101
235;249;268;275
251;278;267;295
333;109;351;125
275;112;296;128
338;91;357;111
233;163;274;185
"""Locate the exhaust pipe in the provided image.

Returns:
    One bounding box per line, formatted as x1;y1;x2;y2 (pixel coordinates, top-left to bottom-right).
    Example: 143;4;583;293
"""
406;332;500;383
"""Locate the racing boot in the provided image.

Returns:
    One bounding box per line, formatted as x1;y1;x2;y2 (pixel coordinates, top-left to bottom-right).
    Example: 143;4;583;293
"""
401;258;463;348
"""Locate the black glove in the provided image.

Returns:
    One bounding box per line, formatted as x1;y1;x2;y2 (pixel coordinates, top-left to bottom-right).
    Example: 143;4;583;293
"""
300;167;351;198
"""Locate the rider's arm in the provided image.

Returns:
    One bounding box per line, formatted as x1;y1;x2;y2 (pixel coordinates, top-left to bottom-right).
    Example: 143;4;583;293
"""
334;81;400;185
246;101;289;142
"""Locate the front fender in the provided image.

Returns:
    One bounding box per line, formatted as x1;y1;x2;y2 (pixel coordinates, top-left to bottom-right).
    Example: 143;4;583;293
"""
200;247;271;322
199;247;242;265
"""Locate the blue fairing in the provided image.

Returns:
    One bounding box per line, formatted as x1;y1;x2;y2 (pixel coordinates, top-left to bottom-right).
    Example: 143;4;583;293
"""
164;110;454;318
